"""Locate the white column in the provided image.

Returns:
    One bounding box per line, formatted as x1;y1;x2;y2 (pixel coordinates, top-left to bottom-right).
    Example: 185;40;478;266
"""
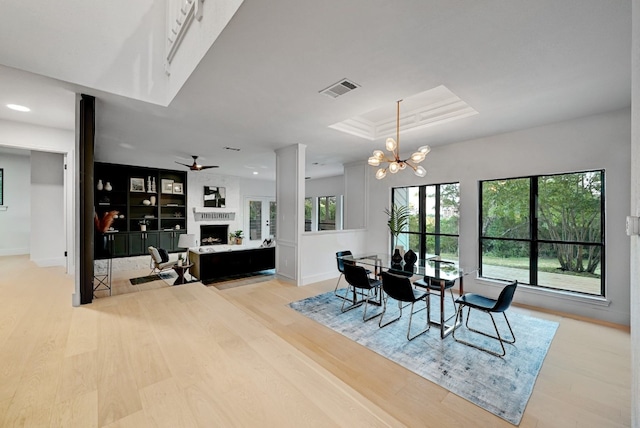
343;161;369;230
275;144;306;285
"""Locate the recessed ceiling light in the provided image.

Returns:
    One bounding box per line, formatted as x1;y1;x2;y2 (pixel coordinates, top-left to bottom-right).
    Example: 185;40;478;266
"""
252;171;258;175
7;104;30;112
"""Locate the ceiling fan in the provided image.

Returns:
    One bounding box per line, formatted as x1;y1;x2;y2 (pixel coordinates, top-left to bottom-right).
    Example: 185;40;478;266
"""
175;155;219;171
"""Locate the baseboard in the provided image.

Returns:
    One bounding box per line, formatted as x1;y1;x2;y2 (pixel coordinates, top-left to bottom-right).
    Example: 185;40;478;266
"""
0;248;29;256
301;271;337;286
32;257;66;267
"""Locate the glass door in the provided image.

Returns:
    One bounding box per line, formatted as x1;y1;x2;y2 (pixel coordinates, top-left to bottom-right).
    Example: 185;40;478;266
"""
245;197;276;242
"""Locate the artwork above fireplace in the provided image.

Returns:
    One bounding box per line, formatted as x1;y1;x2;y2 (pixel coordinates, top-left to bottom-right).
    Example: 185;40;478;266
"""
200;224;229;245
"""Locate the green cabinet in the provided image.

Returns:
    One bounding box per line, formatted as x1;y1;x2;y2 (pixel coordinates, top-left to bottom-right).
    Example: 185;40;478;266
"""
159;230;186;252
95;232;129;260
110;233;129;257
129;232;159;256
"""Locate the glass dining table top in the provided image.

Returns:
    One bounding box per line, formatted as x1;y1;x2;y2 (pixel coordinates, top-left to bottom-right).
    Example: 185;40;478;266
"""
338;253;467;281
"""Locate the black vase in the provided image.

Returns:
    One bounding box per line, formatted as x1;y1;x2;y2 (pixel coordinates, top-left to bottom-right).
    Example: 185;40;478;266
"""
392;248;403;264
404;249;417;266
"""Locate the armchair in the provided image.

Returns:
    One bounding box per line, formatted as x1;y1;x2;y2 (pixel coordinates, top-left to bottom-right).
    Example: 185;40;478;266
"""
148;246;177;275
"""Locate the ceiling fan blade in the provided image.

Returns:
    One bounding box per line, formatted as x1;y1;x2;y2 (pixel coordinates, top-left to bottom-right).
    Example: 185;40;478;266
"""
176;156;218;171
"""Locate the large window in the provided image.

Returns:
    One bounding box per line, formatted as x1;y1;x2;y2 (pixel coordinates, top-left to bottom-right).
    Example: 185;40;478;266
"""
480;170;604;296
0;168;3;205
304;196;343;232
392;183;460;261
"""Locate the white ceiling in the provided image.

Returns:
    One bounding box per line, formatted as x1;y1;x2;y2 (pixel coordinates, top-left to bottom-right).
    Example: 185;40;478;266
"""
0;0;632;180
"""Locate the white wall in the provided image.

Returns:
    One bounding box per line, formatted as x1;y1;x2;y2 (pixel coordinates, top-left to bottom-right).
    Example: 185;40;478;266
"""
185;171;276;246
365;108;631;325
0;119;75;272
0;119;74;154
305;175;343;197
186;170;242;245
166;0;244;103
239;176;276;199
30;151;65;267
299;229;368;285
0;151;31;255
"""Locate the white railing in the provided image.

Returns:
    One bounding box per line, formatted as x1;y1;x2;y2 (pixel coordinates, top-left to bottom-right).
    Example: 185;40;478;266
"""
166;0;204;69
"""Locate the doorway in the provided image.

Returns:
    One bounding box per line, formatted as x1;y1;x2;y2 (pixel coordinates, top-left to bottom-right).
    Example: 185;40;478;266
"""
245;197;276;243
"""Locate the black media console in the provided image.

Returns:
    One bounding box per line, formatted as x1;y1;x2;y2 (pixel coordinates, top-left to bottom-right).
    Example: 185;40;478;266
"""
189;246;275;282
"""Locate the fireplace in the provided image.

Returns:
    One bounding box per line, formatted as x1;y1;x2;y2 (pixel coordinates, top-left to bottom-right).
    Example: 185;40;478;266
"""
200;225;229;245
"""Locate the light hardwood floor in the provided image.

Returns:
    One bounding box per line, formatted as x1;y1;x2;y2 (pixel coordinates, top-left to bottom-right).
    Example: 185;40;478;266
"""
0;255;631;427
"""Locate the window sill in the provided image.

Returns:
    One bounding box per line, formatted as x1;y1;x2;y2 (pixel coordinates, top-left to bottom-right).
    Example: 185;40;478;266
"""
476;276;611;307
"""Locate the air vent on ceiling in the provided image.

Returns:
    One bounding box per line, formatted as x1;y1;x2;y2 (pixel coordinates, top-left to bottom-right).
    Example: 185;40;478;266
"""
319;78;360;98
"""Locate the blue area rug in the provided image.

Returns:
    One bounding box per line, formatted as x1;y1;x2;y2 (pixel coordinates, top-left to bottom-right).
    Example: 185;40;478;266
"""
289;291;558;425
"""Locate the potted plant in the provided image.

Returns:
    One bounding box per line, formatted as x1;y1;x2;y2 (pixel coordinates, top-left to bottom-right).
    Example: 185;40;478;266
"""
384;204;410;260
139;219;150;232
232;230;244;245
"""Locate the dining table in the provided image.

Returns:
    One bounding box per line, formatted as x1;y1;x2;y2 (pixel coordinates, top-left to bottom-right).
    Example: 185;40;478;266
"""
338;252;473;338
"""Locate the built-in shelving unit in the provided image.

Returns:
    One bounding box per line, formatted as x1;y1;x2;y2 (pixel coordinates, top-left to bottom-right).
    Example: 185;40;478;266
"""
94;162;188;259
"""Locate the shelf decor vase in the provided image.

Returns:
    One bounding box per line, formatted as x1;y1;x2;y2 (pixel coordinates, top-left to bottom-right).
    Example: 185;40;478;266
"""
140;225;147;232
150;195;156;206
104;181;112;191
97;179;103;191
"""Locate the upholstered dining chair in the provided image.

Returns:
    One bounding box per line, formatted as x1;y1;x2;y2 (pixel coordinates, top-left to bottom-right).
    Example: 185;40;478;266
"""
148;246;177;275
452;281;518;357
334;250;371;297
413;276;458;324
341;263;382;321
379;271;430;340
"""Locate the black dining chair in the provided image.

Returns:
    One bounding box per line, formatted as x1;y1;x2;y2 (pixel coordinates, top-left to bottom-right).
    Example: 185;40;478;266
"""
334;250;353;296
341;263;382;321
413;276;458;324
334;250;371;298
379;271;430;340
452;281;518;357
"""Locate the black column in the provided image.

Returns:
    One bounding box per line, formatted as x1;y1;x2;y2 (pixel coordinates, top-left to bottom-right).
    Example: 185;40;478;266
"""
79;94;95;304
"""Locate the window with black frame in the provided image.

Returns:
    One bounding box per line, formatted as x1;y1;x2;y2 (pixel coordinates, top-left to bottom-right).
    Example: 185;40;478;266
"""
392;183;460;261
480;170;605;297
317;196;336;230
0;168;3;205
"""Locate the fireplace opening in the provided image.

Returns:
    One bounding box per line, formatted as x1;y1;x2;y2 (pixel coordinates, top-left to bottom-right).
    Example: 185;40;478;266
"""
200;225;229;245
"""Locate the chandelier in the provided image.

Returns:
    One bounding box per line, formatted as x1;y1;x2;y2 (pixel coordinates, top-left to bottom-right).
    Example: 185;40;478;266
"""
368;100;430;180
